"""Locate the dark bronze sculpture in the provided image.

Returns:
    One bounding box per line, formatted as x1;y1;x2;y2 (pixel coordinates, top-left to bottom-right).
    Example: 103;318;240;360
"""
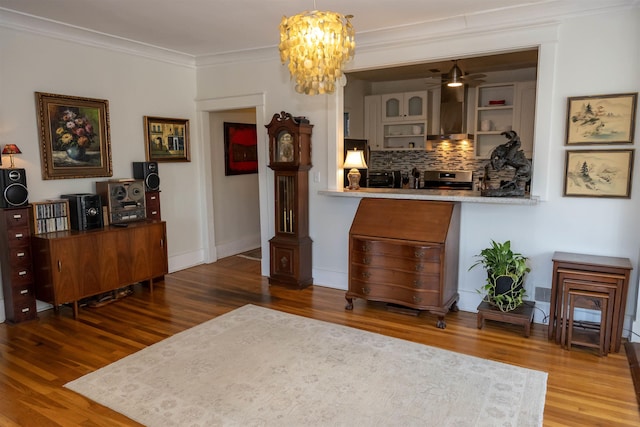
481;130;531;197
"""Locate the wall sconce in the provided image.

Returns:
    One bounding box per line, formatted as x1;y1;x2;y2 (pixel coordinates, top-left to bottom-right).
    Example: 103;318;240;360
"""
343;148;368;190
2;144;22;168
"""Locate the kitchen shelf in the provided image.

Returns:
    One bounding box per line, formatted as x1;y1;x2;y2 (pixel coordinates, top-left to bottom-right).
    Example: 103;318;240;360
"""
474;81;535;158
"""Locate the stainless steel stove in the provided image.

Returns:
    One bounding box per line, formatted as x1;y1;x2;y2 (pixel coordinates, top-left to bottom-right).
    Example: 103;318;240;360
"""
423;170;474;190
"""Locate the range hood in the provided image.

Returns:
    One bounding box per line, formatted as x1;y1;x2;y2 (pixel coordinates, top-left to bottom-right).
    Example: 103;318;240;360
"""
428;84;472;141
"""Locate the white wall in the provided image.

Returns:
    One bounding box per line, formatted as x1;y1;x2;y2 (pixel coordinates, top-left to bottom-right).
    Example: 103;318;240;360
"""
0;28;203;322
1;6;638;337
196;7;640;335
209;109;260;258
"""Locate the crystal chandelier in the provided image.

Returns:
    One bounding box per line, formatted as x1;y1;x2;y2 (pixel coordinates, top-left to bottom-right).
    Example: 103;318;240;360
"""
279;10;355;95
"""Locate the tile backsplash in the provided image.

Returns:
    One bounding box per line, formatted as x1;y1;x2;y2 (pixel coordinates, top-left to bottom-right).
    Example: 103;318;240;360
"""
368;140;526;185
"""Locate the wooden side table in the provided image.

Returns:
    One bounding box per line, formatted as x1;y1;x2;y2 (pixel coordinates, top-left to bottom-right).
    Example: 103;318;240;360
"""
477;300;535;337
548;251;632;353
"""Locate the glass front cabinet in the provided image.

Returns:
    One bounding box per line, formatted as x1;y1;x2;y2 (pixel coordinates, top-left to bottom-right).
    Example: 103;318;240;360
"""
266;112;313;288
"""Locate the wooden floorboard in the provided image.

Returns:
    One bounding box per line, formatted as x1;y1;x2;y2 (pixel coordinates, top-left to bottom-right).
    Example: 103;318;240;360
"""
1;255;639;426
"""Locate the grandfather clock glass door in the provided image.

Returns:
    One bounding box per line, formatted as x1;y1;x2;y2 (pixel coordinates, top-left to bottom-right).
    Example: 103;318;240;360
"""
277;174;296;234
266;111;313;289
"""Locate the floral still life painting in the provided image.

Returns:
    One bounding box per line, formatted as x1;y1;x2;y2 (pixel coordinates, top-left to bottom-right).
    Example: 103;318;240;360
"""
36;92;112;180
566;93;637;145
564;149;634;198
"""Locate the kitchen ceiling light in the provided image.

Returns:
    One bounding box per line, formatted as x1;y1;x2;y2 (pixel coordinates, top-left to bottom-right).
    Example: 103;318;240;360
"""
447;61;464;87
279;9;355;95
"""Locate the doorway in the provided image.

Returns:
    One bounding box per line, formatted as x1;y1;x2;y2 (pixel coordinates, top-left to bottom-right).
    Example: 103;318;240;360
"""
196;93;270;278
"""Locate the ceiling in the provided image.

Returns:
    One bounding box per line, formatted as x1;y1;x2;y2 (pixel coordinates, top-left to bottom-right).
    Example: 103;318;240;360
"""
0;0;553;57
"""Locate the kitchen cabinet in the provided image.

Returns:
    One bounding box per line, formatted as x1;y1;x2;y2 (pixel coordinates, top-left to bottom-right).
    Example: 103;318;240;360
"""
365;91;429;151
474;81;535;158
345;199;460;328
381;91;427;122
31;220;168;318
364;95;382;150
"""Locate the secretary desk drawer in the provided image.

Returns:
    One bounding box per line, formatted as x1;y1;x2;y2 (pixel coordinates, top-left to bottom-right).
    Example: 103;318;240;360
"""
350;251;441;274
349;279;440;307
351;237;441;261
350;264;439;290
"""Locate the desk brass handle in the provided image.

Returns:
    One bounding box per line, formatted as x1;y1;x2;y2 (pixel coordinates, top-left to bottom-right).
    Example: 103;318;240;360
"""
361;271;371;279
415;264;423;272
415;249;424;258
413;295;422;303
362;256;370;265
413;280;421;288
362;287;370;295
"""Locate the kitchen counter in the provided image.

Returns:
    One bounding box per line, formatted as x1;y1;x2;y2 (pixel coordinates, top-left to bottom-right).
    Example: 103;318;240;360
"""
318;188;539;205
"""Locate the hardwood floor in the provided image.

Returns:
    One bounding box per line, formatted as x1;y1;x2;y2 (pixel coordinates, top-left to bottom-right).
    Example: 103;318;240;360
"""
1;255;638;426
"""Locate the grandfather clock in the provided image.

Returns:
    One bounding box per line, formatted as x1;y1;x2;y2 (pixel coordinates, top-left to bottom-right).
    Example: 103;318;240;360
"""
266;111;313;288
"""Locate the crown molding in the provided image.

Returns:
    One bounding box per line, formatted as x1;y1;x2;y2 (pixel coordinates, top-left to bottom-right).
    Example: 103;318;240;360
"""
0;8;196;68
1;1;637;69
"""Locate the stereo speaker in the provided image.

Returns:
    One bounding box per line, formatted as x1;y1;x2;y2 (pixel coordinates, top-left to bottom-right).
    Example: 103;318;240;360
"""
95;179;146;224
0;168;29;208
133;161;160;191
61;193;104;231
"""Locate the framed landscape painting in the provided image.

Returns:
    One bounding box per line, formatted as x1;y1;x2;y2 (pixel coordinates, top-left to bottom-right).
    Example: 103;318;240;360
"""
35;92;113;180
223;122;258;175
563;149;634;198
566;93;637;145
144;116;191;162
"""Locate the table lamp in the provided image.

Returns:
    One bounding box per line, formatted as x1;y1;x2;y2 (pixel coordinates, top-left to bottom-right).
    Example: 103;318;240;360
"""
2;144;22;168
343;148;368;190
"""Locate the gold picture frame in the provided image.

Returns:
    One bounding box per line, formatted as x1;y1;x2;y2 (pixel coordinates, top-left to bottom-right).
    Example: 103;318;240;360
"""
144;116;190;162
566;93;637;145
563;149;634;198
35;92;113;180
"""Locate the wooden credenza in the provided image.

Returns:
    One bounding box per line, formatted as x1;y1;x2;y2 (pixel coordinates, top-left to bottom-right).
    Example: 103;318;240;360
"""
346;199;461;328
31;220;168;318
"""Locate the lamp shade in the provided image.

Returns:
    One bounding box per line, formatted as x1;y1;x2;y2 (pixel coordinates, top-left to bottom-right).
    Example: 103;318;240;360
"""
2;144;21;155
343;149;368;169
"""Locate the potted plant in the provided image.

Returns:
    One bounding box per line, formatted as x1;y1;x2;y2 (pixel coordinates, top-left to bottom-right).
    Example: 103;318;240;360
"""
469;240;531;312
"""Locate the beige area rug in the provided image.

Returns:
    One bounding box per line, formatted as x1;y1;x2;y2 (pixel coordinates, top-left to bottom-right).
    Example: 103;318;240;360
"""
65;305;547;426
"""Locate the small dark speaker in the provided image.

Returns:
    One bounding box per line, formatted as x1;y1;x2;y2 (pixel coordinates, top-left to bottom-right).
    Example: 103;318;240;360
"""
133;161;160;191
61;193;104;231
0;168;28;208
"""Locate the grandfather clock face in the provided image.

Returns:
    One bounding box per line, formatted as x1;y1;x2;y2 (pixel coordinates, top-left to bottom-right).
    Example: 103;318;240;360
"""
276;130;294;163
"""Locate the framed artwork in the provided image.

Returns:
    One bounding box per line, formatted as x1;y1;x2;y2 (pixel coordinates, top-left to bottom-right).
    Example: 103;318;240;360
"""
144;116;190;162
566;92;637;145
35;92;112;180
563;149;634;198
224;122;258;175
